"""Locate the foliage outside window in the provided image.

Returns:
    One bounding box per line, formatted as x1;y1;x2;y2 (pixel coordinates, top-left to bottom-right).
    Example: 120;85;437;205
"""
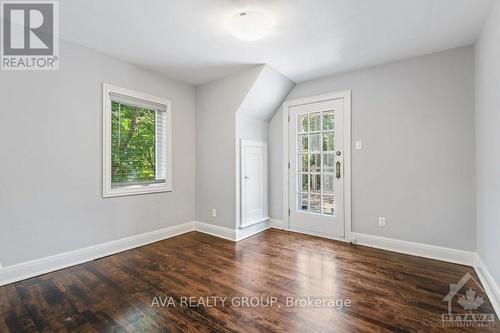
103;84;172;197
111;102;163;187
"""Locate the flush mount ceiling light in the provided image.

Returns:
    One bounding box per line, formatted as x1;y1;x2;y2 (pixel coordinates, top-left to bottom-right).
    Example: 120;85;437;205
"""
228;11;271;42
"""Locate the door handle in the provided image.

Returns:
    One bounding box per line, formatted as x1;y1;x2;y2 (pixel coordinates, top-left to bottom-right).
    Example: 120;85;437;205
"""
336;161;341;179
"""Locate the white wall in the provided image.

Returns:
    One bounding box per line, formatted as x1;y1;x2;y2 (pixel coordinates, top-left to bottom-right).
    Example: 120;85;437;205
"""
475;1;500;283
0;40;196;266
270;46;476;251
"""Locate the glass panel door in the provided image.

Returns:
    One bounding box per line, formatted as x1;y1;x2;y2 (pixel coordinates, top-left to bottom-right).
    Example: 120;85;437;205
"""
288;98;345;238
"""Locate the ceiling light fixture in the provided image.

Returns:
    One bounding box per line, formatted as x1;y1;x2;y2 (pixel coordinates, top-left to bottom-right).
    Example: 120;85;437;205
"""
228;11;271;42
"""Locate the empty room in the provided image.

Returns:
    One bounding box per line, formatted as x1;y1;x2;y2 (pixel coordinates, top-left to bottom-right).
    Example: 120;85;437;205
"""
0;0;499;332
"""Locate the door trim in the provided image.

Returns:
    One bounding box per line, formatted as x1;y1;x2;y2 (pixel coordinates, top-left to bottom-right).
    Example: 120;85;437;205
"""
240;139;269;229
282;90;352;242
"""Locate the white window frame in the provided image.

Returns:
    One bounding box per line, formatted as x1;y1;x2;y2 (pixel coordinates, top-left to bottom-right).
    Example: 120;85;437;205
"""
102;83;173;198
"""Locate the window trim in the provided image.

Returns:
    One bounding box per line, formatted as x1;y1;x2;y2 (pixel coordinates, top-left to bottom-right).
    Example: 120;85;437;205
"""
102;83;173;198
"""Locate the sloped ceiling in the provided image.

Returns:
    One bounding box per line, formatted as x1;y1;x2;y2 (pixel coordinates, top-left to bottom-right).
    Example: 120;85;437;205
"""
196;65;264;118
237;65;295;121
197;64;294;122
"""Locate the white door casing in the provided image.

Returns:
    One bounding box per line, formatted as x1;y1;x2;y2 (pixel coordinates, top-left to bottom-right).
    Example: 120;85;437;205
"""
241;139;269;228
283;91;351;241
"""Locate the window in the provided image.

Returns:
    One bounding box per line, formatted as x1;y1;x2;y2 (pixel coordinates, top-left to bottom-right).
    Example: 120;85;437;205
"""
296;110;335;216
103;84;172;197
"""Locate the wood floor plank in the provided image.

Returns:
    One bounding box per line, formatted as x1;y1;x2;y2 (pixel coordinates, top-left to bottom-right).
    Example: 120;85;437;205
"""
0;285;39;333
0;229;498;332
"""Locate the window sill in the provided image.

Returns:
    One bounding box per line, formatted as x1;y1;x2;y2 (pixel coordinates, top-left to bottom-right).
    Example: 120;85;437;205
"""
103;184;172;198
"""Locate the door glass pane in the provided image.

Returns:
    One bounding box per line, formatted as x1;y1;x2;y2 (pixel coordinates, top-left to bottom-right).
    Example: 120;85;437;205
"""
298;134;308;152
294;108;340;217
323;153;335;173
298;193;308;212
309;133;321;152
310;194;321;213
298;154;308;172
323;111;334;131
322;195;334;215
310;112;321;132
323;174;334;194
323;132;334;151
298;173;308;191
310;174;321;192
297;114;308;133
310;154;321;172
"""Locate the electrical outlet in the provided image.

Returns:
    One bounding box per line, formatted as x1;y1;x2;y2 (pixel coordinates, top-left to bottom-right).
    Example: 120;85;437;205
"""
212;208;217;218
378;217;386;227
355;141;363;150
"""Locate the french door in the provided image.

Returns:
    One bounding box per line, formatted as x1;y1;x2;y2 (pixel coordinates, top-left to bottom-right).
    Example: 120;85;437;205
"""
288;97;346;238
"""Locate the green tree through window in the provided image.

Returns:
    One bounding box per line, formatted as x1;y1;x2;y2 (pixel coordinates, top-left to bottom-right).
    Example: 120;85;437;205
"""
111;101;157;186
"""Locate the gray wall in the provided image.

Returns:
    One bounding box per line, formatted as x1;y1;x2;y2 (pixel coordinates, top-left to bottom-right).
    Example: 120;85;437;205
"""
270;46;476;251
235;112;270;228
0;40;196;266
195;66;263;229
269;106;285;219
235;66;294;228
237;113;270;143
195;64;293;230
475;2;500;282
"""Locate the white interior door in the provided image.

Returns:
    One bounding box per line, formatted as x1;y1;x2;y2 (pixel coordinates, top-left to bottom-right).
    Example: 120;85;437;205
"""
288;98;345;238
241;140;268;228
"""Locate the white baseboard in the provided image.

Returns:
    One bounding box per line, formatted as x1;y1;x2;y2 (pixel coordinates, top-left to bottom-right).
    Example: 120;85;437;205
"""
194;220;271;242
269;218;285;229
474;254;500;317
236;220;270;241
270;222;472;265
0;222;195;287
2;218;492;315
351;232;475;266
0;220;269;286
194;221;236;241
240;216;270;230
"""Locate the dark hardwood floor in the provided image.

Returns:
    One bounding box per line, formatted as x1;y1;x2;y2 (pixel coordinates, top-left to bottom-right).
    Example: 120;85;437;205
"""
0;229;498;332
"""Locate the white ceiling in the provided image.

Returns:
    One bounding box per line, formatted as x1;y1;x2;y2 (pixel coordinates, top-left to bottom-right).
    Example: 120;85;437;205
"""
60;0;492;85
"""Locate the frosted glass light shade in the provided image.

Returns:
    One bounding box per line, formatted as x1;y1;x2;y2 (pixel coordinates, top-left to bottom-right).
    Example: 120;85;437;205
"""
228;11;271;42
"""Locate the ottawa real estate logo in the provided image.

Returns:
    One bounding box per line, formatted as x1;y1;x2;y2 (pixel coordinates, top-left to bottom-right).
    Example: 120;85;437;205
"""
1;1;58;70
441;272;495;328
